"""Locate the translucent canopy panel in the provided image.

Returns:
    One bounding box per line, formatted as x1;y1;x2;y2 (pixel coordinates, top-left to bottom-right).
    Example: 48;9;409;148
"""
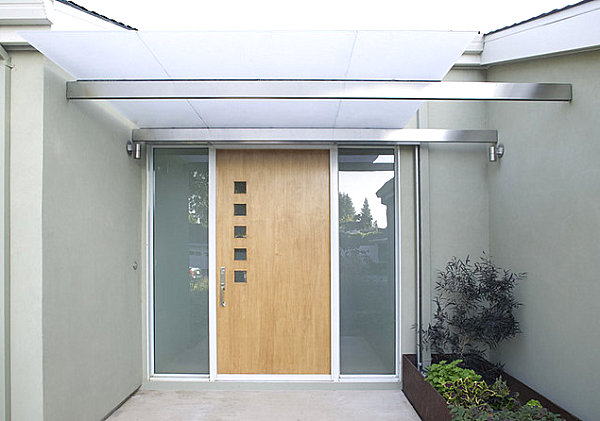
107;100;426;129
22;31;476;128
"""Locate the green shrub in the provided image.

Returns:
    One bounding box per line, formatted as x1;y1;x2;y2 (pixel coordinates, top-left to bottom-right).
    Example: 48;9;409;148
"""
425;359;564;421
486;378;517;410
424;254;525;360
425;359;482;394
526;399;542;408
443;377;517;411
443;377;493;411
450;404;564;421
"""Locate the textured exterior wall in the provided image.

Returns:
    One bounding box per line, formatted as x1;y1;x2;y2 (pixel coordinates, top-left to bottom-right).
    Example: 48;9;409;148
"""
0;49;12;421
420;69;491;351
40;60;143;421
399;147;416;355
426;69;490;283
487;50;600;421
8;56;144;421
8;51;142;421
9;50;45;421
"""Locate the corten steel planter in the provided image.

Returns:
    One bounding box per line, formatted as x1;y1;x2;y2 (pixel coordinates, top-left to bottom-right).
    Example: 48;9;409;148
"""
402;354;581;421
481;361;581;421
402;354;451;421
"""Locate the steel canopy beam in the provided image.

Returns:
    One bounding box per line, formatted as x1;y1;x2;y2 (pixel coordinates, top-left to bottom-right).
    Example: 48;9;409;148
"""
132;128;498;144
67;80;572;101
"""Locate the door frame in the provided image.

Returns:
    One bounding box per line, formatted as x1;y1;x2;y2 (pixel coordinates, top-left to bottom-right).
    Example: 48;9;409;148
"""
145;144;402;383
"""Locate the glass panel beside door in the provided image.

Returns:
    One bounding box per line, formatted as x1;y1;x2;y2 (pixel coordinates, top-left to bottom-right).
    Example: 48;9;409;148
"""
339;148;396;375
153;148;209;374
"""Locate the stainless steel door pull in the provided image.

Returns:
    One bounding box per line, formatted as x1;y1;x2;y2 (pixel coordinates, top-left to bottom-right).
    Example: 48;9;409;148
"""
220;267;226;307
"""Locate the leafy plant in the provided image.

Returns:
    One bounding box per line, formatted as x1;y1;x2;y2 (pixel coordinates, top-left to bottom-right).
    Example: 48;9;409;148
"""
425;359;481;393
424;254;525;360
526;399;542;408
443;377;494;411
485;378;517;410
443;377;516;411
450;404;564;421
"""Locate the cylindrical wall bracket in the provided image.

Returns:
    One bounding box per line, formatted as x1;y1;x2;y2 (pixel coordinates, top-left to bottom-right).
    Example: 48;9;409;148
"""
126;141;143;159
489;143;505;162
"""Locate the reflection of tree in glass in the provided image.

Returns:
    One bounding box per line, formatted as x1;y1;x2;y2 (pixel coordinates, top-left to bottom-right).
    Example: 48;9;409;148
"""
187;166;209;346
188;168;208;226
339;193;378;233
358;198;373;228
358;198;378;231
339;192;357;231
339;188;395;372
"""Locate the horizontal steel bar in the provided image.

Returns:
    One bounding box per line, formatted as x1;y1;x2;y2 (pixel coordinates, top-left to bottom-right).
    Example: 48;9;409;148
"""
67;80;572;101
132;128;498;144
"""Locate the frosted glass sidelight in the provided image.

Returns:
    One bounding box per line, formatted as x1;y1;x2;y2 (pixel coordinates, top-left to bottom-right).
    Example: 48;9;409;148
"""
153;149;209;374
339;148;396;374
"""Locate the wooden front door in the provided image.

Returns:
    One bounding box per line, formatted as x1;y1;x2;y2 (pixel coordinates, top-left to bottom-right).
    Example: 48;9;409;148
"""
216;150;331;374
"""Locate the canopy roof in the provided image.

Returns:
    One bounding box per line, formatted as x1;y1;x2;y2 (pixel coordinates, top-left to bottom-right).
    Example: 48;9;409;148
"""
23;31;476;129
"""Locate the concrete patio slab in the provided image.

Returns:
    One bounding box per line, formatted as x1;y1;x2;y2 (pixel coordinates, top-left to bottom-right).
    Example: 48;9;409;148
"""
108;389;422;421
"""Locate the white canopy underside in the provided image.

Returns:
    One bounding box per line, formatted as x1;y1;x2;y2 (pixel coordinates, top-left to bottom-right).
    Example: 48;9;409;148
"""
22;31;476;129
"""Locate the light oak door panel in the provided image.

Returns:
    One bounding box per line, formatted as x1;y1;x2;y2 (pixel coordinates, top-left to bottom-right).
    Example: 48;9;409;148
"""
216;150;331;374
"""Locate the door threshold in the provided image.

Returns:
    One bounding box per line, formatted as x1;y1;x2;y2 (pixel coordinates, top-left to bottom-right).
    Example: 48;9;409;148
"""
143;379;401;391
215;374;332;382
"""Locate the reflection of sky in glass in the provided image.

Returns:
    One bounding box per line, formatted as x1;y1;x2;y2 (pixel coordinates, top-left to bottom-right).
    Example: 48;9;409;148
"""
373;154;394;164
339;171;394;229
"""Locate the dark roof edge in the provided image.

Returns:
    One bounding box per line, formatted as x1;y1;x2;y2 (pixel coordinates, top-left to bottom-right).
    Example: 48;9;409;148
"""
486;0;595;36
55;0;138;31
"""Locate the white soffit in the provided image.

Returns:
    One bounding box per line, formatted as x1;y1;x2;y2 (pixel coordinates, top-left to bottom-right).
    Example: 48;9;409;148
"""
21;30;476;128
483;1;600;65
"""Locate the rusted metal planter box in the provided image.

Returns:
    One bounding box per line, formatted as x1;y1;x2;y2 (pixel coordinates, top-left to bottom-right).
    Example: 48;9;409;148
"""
402;354;581;421
402;354;451;421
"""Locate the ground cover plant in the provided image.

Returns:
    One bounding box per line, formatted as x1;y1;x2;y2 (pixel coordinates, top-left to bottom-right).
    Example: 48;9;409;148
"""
450;400;564;421
425;359;564;420
424;359;481;394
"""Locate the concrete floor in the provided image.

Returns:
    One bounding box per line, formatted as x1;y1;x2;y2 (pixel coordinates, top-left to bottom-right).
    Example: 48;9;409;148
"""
108;389;422;421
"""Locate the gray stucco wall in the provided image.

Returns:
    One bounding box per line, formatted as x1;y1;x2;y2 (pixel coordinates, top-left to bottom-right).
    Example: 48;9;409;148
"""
420;69;491;357
399;147;416;355
6;52;142;421
40;60;143;421
487;50;600;421
427;69;490;269
9;51;45;421
399;69;490;358
1;50;11;421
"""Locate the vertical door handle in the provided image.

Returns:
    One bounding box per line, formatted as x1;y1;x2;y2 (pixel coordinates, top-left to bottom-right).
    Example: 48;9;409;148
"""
220;267;226;307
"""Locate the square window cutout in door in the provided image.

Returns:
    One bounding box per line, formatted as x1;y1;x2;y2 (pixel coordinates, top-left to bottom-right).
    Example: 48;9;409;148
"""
234;226;247;238
234;181;247;194
234;248;247;261
234;204;247;216
234;270;247;283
